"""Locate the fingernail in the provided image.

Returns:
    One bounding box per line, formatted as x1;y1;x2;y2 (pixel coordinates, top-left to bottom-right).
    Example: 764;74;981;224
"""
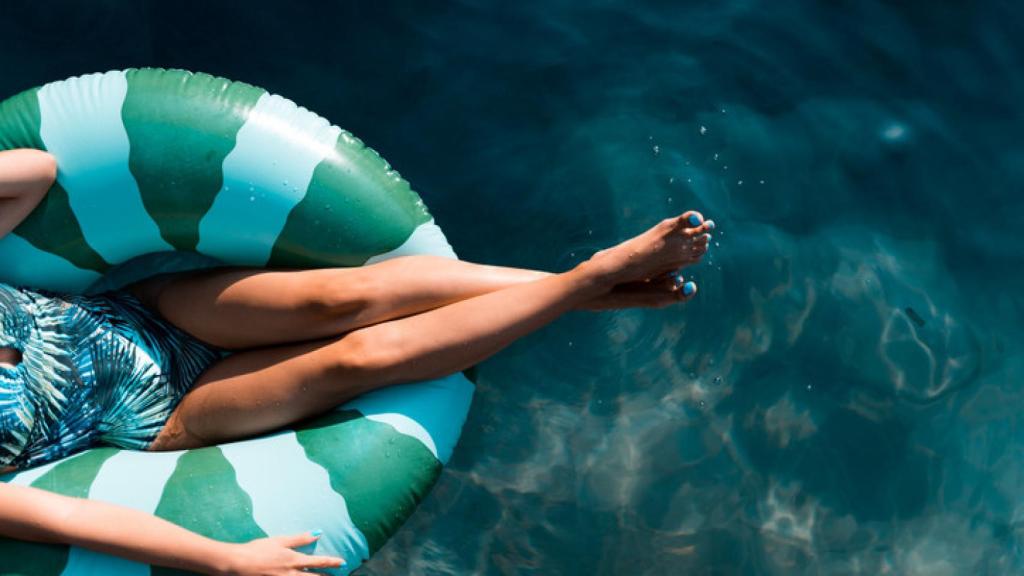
687;214;703;227
311;529;323;538
705;219;715;230
683;281;697;296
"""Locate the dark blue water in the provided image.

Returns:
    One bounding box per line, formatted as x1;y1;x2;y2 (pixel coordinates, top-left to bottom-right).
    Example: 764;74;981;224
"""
3;1;1023;573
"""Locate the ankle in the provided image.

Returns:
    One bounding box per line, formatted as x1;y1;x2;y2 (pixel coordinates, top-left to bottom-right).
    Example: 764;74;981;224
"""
568;260;618;297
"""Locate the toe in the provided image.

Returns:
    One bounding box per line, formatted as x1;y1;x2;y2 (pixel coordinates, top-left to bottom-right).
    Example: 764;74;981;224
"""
680;211;705;229
679;280;698;300
683;217;714;237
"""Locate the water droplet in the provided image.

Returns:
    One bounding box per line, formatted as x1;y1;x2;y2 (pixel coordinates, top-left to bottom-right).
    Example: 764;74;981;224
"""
723;165;729;170
588;229;593;236
249;196;255;202
653;145;660;154
713;153;719;161
720;108;726;114
568;341;574;347
737;180;743;186
714;376;723;384
759;180;765;185
668;197;673;203
687;178;692;183
881;122;907;142
715;242;720;247
700;126;707;135
699;400;707;408
806;384;813;391
669;177;675;184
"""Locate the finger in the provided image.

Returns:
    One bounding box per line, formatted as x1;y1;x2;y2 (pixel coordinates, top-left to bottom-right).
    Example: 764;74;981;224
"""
276;530;321;548
299;554;346;568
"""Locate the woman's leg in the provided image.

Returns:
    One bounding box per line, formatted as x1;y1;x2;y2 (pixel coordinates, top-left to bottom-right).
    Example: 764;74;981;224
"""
148;212;710;450
129;215;712;351
128;256;552;349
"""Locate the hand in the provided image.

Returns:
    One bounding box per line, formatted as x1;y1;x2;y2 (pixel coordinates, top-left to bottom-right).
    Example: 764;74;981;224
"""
216;531;344;576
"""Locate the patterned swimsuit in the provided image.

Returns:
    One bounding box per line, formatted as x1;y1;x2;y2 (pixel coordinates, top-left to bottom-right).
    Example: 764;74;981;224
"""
0;284;223;470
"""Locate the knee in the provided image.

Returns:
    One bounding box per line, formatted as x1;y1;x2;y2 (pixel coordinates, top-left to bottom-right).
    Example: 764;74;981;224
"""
306;269;378;319
328;325;405;385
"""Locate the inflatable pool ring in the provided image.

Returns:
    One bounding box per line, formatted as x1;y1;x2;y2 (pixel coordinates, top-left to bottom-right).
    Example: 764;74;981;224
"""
0;68;474;575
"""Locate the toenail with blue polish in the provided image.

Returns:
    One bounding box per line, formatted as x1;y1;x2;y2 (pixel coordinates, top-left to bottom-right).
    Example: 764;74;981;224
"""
705;219;715;230
705;233;713;241
683;281;696;296
311;529;323;538
687;214;703;227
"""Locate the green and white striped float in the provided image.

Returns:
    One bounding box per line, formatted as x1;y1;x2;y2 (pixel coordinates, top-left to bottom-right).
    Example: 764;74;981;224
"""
0;68;474;575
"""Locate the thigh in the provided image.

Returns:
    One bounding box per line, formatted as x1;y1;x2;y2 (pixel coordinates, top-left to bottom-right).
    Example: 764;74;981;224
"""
147;333;373;451
126;266;365;349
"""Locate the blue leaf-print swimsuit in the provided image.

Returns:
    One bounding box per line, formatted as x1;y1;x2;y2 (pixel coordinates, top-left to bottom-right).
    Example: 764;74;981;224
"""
0;283;223;470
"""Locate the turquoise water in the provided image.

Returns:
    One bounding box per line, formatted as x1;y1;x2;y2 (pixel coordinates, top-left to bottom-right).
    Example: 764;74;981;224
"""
3;1;1022;574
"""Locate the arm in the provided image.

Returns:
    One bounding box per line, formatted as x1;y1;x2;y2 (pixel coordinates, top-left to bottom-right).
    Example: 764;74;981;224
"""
0;149;57;239
0;483;343;575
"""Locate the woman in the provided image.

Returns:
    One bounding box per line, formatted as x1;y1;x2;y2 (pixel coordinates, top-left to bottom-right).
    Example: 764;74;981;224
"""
0;148;713;575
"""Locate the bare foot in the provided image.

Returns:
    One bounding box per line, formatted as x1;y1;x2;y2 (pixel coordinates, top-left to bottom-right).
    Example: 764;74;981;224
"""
583;270;698;310
584;210;713;289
